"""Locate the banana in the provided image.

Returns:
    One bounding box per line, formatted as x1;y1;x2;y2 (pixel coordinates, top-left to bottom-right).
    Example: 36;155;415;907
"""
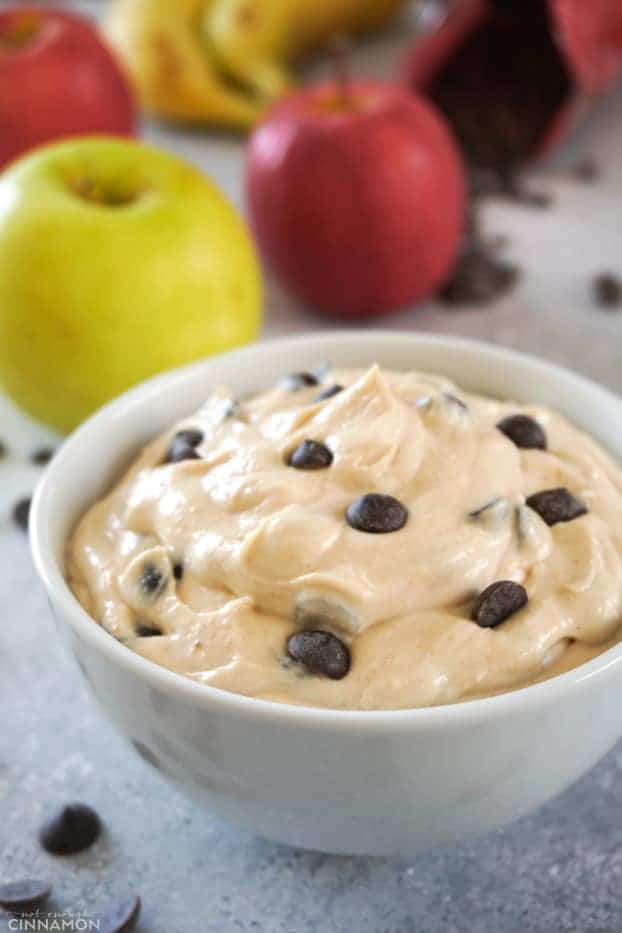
105;0;410;128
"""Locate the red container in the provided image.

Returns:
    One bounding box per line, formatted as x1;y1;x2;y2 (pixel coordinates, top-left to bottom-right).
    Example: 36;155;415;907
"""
402;0;622;164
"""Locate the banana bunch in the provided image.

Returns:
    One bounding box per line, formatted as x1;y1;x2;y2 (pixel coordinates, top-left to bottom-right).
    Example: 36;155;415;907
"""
105;0;409;129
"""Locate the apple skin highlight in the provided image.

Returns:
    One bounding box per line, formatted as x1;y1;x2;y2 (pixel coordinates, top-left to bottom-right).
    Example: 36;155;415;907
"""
247;80;466;319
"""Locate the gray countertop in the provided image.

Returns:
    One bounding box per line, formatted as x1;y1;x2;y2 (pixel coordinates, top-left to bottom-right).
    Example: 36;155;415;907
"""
3;3;622;931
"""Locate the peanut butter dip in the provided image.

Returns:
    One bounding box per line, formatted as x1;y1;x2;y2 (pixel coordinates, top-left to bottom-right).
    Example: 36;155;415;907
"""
67;365;622;710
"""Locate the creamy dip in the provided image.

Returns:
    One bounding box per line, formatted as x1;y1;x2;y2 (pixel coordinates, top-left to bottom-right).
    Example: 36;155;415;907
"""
67;365;622;710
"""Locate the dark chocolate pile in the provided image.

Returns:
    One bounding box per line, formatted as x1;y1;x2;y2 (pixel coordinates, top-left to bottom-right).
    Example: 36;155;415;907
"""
428;0;570;176
426;0;571;305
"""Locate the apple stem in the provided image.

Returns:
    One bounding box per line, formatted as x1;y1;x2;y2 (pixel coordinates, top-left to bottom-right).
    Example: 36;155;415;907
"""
331;34;353;109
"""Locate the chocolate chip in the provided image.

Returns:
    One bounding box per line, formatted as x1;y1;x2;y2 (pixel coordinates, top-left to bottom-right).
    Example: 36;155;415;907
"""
165;429;203;463
39;803;101;855
288;439;333;470
98;894;141;933
280;372;319;391
315;384;343;402
131;739;160;769
497;414;547;450
0;879;51;913
287;630;350;680
173;562;184;581
471;580;528;628
140;562;167;600
346;494;408;534
12;497;31;532
0;440;7;458
135;622;162;637
30;447;55;466
573;158;599;183
439;238;520;306
593;273;622;309
174;428;203;448
526;488;587;526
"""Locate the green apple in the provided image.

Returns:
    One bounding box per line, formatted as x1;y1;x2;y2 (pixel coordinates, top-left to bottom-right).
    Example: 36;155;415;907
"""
0;137;262;432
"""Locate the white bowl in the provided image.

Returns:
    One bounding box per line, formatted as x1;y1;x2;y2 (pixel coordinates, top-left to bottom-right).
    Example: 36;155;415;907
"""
30;332;622;856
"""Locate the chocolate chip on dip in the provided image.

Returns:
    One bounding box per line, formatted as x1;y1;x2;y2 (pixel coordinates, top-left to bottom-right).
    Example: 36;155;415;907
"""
280;371;319;391
140;562;168;600
472;581;528;628
346;494;408;534
165;428;203;464
497;414;547;449
287;630;351;680
135;622;163;638
526;488;587;526
66;365;622;710
288;439;333;470
315;384;343;402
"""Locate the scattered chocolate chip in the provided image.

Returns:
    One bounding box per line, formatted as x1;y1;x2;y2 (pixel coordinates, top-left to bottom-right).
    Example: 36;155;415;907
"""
593;273;622;309
346;494;408;534
573;158;599;183
165;429;203;464
135;622;163;637
98;894;141;933
174;428;203;448
526;488;587;526
0;879;51;913
439;238;520;306
280;372;319;391
140;562;167;600
471;580;528;628
173;562;184;581
516;187;552;209
288;439;333;470
497;414;547;450
287;630;350;680
39;803;101;855
12;497;31;532
30;447;55;466
131;739;160;769
315;384;343;402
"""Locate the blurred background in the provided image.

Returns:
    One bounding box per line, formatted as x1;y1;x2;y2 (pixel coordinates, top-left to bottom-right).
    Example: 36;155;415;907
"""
3;2;622;930
2;0;622;471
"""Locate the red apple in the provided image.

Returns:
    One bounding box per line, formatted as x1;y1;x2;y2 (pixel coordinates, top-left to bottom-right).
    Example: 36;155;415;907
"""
246;79;465;318
0;5;135;170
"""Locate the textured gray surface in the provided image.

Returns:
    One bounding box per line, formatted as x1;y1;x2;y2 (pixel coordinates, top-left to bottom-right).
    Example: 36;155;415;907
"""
3;2;622;931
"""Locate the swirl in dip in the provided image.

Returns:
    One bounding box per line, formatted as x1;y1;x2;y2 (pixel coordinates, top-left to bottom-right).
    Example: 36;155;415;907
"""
67;365;622;710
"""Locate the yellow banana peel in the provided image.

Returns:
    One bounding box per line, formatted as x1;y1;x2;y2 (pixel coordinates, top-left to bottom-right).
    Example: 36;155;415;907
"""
105;0;410;129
